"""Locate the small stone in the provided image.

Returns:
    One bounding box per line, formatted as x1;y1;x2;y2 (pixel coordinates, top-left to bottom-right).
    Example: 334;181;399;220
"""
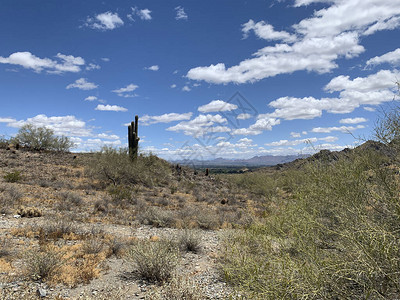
13;215;21;219
37;288;47;297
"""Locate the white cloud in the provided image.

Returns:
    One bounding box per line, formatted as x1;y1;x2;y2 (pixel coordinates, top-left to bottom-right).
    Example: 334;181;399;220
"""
290;132;301;138
128;7;152;21
187;1;400;84
86;63;100;71
95;104;128;112
364;107;376;112
145;65;159;71
0;117;16;123
311;125;365;133
101;58;110;62
294;0;334;7
170;84;177;88
339;117;367;124
7;114;91;137
66;78;98;90
112;83;139;97
84;96;97;101
141;112;193;125
85;12;124;30
97;133;120;140
167;114;229;136
175;6;188;20
242;19;296;42
266;136;338;147
198;100;238;113
237;113;252;120
0;52;85;73
366;48;400;66
182;86;191;92
363;16;400;36
262;70;399;122
233;117;280;136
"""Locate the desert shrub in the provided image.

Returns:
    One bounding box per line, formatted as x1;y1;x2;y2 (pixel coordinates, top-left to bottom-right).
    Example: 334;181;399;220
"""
13;124;74;152
3;170;22;183
0;136;9;148
137;206;177;228
107;238;128;258
146;276;205;300
82;238;105;255
221;149;400;299
178;230;202;253
86;146;172;188
23;247;64;281
126;239;179;283
0;238;11;257
196;209;220;230
39;220;77;240
17;206;42;218
59;191;83;206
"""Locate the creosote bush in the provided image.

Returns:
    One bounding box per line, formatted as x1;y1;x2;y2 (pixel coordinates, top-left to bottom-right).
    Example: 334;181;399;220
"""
23;247;64;281
3;170;22;183
86;146;172;188
126;239;179;283
222;147;400;299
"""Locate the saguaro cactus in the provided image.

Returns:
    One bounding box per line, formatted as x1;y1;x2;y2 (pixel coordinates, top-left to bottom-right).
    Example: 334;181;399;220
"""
128;115;140;159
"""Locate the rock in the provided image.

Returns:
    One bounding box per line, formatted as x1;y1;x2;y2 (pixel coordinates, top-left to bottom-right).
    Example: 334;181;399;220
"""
13;214;21;219
37;288;47;297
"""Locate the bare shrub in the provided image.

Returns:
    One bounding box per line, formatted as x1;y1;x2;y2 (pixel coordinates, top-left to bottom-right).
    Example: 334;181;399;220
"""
178;230;202;253
137;206;177;228
23;247;63;281
147;276;205;300
82;238;105;255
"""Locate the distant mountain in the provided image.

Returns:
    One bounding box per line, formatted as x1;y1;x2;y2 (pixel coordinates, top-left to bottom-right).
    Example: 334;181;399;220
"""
170;154;308;167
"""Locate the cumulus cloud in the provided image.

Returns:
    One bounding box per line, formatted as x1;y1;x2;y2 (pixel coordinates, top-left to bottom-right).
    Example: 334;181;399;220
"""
366;48;400;66
266;136;338;147
85;12;124;30
6;114;91;137
144;65;159;71
112;83;139;97
198;100;238;113
237;113;252;120
86;63;100;71
187;0;400;84
262;70;399;122
0;52;85;73
182;86;191;92
0;117;17;123
95;104;128;112
167;114;229;136
66;78;98;90
242;19;296;42
312;125;365;133
170;84;177;88
339;117;367;124
175;6;188;20
233;117;280;136
128;7;152;21
141;112;193;125
84;96;97;101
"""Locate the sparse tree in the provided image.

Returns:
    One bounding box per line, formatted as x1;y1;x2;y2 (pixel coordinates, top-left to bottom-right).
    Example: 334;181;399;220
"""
14;124;74;151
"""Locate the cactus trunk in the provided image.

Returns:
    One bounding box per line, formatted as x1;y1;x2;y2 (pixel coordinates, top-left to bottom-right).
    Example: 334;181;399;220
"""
128;115;140;160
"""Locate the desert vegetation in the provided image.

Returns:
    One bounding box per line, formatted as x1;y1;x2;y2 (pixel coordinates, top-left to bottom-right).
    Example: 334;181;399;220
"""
1;104;400;299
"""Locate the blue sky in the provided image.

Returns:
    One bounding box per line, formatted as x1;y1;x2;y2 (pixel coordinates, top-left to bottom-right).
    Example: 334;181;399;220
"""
1;0;400;160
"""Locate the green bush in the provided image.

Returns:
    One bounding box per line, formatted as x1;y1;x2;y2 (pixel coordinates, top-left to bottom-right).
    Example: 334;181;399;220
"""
126;239;179;283
23;248;64;281
86;146;172;187
221;148;400;299
3;170;22;183
13;124;74;151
